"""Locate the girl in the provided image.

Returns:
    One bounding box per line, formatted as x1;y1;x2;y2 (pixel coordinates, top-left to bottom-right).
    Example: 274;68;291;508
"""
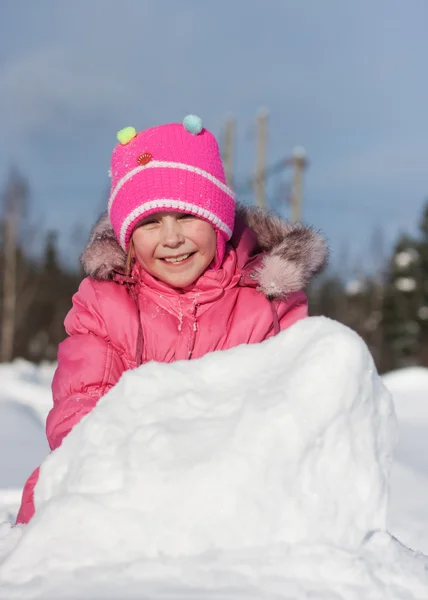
17;115;328;524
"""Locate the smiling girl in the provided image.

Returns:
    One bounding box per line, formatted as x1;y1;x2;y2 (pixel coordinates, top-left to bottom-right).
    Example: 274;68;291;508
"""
17;115;328;524
130;212;217;288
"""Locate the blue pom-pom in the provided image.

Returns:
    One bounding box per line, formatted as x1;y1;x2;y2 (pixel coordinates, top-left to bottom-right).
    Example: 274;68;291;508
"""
183;114;203;135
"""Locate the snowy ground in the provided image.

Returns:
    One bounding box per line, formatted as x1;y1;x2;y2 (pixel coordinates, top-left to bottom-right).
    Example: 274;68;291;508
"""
0;317;427;598
384;367;428;555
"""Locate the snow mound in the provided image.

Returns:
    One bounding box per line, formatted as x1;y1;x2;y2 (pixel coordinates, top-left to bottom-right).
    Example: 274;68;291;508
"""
0;359;51;511
383;366;428;553
1;317;427;599
383;366;428;425
0;359;54;426
0;402;47;488
383;366;428;394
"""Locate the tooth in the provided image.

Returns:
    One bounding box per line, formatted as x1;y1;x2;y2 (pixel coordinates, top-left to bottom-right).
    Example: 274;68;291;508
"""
164;253;190;263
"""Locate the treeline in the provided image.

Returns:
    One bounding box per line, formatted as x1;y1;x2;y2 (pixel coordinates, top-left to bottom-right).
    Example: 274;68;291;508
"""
310;202;428;373
1;169;427;373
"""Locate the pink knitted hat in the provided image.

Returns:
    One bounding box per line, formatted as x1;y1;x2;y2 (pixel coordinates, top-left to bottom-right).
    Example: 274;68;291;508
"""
108;115;236;269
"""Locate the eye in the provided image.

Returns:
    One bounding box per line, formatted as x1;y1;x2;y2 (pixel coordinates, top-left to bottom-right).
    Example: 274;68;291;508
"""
178;213;195;220
139;218;159;228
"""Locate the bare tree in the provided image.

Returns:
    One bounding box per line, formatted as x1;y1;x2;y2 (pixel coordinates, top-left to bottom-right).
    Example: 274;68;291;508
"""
0;168;29;362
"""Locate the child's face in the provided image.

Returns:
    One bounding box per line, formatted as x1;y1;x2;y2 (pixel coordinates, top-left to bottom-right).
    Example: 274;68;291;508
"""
132;212;217;288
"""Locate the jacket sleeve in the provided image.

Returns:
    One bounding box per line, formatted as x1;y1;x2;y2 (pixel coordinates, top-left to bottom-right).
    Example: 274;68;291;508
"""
16;279;126;525
277;289;308;332
46;277;125;451
16;467;40;524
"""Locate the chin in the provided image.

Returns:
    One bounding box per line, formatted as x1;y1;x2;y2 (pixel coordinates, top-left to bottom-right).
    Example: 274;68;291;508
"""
165;276;196;288
160;268;202;287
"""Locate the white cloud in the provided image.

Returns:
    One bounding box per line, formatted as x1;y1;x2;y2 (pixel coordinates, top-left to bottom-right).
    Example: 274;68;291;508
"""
0;0;427;250
0;45;142;139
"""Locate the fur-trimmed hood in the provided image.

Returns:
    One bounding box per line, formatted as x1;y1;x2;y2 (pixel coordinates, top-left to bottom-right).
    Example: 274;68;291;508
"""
80;205;328;299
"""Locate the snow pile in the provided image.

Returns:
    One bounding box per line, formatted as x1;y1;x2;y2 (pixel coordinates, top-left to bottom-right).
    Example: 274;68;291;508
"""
0;317;427;599
383;367;428;554
383;367;428;425
0;359;54;425
0;402;46;489
0;360;51;521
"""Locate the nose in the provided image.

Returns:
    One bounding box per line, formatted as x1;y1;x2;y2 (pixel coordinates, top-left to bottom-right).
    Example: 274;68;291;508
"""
160;217;184;248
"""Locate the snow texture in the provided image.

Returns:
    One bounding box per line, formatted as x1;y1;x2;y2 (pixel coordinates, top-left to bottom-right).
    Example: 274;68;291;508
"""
0;317;427;599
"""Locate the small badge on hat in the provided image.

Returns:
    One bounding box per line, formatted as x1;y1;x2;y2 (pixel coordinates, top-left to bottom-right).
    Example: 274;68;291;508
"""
137;152;152;165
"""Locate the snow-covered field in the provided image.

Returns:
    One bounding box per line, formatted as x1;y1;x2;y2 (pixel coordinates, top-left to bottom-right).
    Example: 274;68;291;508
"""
0;317;427;599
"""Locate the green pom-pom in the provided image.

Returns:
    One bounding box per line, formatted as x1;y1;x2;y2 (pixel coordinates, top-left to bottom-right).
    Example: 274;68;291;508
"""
117;126;137;145
183;114;203;135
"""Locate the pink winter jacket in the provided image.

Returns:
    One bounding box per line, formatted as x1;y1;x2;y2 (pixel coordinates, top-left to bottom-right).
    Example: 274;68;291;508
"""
17;205;327;524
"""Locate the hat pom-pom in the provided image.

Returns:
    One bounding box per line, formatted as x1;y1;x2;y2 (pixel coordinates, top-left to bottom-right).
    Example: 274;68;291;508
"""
117;126;137;145
183;114;203;135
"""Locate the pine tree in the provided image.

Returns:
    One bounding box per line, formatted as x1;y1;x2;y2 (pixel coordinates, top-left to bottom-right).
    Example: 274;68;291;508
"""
18;231;80;362
381;234;421;371
308;274;346;320
0;168;29;361
416;199;428;364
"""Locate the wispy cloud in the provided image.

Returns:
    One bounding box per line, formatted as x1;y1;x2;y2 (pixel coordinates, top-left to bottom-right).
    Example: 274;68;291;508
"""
0;0;427;257
0;45;140;137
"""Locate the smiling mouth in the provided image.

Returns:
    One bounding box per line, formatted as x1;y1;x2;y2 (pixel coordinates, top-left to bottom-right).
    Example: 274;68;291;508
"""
161;252;195;264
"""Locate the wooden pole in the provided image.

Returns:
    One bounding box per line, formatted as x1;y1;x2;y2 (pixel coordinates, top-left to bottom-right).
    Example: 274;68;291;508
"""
0;206;17;362
254;108;268;208
222;116;235;188
0;172;27;362
289;146;307;222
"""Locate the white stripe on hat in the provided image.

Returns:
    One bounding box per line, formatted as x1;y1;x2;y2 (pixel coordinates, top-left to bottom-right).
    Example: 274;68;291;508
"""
119;199;233;249
108;161;236;213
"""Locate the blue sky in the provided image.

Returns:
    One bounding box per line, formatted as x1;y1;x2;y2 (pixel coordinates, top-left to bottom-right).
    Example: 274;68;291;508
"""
1;0;427;271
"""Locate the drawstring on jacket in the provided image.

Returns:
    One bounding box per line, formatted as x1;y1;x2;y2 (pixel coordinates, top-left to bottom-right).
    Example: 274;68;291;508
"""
270;301;281;336
113;272;144;367
113;271;281;368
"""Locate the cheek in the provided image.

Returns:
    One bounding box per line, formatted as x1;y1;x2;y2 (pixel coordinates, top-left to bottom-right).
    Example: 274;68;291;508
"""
135;247;148;265
193;224;217;256
132;232;156;262
207;231;217;258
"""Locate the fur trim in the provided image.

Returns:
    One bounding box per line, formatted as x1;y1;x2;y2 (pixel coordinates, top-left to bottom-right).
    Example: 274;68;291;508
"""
81;205;328;298
81;213;127;281
240;206;329;298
